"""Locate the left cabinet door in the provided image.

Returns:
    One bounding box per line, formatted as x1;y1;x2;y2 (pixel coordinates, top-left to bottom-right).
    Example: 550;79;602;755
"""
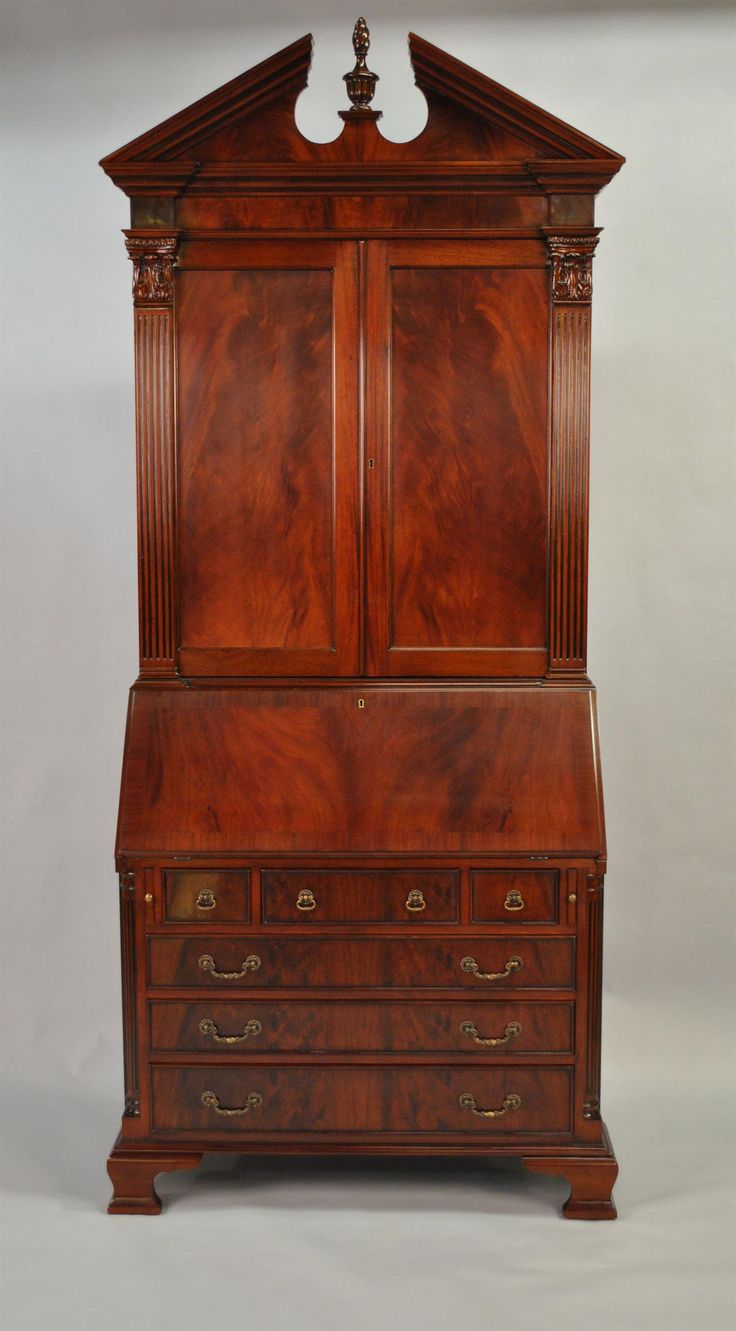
177;240;360;677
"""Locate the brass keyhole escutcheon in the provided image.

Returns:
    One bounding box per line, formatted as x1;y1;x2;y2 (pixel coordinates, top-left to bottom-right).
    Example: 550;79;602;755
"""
357;698;366;709
296;889;317;911
504;888;525;912
196;888;217;910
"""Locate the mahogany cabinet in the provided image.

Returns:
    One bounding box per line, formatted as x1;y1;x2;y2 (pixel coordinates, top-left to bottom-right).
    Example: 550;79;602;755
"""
101;20;623;1217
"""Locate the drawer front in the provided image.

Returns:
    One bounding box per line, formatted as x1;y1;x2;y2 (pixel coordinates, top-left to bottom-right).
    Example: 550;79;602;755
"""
164;870;250;923
262;869;458;923
471;870;558;923
150;999;574;1054
151;1065;573;1135
148;936;574;990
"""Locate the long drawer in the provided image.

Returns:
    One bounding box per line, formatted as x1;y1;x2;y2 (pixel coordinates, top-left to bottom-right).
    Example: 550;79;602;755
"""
151;1065;573;1135
148;936;575;990
150;999;574;1054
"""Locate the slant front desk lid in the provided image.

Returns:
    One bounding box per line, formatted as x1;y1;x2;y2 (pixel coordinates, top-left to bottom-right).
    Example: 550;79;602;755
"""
117;687;605;857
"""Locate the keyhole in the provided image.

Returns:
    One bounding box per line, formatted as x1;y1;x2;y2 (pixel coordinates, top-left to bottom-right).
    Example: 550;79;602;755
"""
357;698;365;709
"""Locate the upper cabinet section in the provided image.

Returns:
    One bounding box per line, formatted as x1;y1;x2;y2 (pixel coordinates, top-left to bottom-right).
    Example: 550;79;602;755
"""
101;22;623;683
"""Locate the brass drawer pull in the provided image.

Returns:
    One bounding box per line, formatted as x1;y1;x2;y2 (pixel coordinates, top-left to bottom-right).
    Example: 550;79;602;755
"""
201;1090;263;1117
296;889;317;911
461;955;523;982
198;953;261;979
199;1018;262;1044
504;889;524;912
196;888;217;910
460;1020;522;1047
405;889;426;912
459;1092;522;1119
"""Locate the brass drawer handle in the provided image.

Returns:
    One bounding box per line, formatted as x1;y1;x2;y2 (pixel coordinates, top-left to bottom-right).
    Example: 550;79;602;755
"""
201;1090;263;1117
504;889;524;912
460;1020;522;1047
296;889;316;911
196;889;217;910
199;1018;262;1044
459;1092;522;1119
198;953;261;979
405;889;426;912
461;955;523;982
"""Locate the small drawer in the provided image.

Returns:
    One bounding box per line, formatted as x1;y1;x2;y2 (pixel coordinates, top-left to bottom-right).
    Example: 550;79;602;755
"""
262;869;458;923
148;935;574;990
471;870;558;923
150;999;574;1055
151;1064;573;1136
163;870;250;923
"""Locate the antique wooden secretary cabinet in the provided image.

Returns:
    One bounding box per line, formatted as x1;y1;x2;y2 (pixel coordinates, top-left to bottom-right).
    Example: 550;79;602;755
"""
101;20;624;1218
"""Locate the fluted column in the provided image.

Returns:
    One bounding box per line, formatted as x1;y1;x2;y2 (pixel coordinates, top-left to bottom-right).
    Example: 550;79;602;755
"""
124;230;179;676
546;230;599;674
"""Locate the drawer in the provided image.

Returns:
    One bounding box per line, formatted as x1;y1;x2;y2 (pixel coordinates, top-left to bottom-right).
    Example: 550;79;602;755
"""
151;1064;573;1135
148;936;574;990
471;870;558;923
262;869;458;923
163;870;250;923
150;999;574;1054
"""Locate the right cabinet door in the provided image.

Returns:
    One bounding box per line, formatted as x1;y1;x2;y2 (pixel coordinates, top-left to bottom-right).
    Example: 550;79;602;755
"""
365;240;550;678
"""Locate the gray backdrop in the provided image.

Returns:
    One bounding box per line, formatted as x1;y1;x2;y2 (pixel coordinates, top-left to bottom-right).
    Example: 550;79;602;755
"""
1;2;734;1329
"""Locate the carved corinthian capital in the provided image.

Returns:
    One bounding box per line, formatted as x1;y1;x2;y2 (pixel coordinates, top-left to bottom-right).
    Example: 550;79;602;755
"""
547;233;599;303
124;231;179;305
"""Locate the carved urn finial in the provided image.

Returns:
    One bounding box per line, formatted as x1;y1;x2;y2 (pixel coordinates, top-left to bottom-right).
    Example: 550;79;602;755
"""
342;16;380;114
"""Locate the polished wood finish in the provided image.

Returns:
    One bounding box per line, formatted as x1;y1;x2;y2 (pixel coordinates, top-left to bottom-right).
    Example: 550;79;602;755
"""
148;933;575;990
471;870;558;923
151;1065;573;1136
365;241;549;677
107;1148;202;1215
102;22;622;1218
150;998;574;1054
262;869;458;923
164;870;250;922
523;1125;618;1219
117;687;605;855
177;241;360;677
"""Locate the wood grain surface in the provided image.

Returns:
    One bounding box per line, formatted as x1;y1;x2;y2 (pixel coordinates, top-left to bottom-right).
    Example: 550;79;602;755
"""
117;686;604;855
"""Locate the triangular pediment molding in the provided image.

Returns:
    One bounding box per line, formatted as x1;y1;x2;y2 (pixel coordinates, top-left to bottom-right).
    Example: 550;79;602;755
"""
409;34;621;163
100;28;623;197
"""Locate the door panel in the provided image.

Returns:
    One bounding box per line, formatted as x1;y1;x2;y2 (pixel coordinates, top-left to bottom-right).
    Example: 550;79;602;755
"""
365;240;550;677
177;241;359;676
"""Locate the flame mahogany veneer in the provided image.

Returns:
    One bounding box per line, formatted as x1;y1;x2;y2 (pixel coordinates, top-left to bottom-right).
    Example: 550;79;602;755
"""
102;21;623;1218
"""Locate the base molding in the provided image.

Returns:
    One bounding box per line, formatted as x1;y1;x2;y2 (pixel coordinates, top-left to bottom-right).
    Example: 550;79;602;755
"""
106;1125;617;1218
522;1123;618;1220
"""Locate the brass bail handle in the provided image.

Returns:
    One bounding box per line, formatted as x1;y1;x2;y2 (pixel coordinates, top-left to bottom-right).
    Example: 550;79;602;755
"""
459;1020;522;1047
201;1090;263;1117
405;889;426;912
460;955;523;982
199;1018;262;1044
198;953;261;980
459;1092;522;1119
296;889;317;911
504;888;525;912
196;888;217;910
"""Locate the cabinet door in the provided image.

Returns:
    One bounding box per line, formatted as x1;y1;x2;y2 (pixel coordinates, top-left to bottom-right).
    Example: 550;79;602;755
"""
177;241;359;676
365;240;549;678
